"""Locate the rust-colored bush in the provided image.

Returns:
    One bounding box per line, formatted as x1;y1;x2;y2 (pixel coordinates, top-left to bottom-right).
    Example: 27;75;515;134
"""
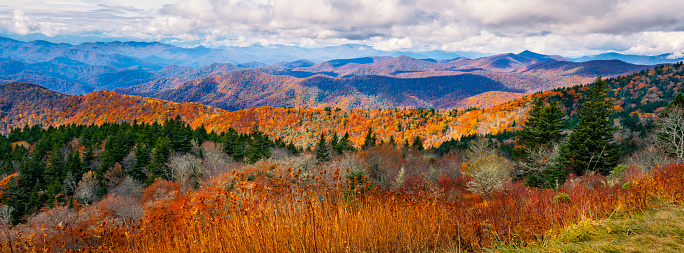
3;163;684;253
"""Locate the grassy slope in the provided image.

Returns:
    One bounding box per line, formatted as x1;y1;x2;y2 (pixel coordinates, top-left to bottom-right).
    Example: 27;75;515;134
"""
497;202;684;252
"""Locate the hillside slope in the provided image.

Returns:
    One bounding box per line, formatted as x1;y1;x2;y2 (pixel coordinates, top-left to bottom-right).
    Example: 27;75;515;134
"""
2;62;682;149
126;69;522;111
0;82;529;148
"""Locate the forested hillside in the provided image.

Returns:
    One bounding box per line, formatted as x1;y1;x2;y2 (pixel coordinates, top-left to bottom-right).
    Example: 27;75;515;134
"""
1;63;684;252
1;62;682;151
131;69;522;110
0;82;528;149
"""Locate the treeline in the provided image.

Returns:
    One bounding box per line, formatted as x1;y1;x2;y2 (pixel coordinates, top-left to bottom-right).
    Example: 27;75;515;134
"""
0;116;308;223
2;63;684;225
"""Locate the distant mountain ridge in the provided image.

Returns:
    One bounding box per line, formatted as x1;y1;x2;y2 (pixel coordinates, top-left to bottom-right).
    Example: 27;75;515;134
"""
0;36;657;110
117;51;649;111
2;62;682;149
121;69;521;111
571;52;684;65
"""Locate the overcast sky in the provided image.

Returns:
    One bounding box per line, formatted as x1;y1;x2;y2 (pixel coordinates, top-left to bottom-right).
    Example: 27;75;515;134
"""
1;0;684;57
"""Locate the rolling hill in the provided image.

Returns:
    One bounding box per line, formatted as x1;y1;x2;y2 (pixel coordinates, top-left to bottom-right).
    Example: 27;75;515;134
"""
2;62;681;150
0;36;656;111
118;53;650;110
0;82;530;148
120;69;523;111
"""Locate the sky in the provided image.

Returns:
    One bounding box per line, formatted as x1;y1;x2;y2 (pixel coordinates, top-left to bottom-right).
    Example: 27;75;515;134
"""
1;0;684;57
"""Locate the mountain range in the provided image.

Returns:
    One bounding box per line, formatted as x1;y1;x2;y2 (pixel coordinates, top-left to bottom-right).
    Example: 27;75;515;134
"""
2;62;681;148
0;37;670;111
115;52;650;110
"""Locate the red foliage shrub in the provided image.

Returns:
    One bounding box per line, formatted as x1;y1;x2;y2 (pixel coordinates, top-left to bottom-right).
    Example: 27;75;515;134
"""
436;175;455;190
141;180;181;204
401;175;428;193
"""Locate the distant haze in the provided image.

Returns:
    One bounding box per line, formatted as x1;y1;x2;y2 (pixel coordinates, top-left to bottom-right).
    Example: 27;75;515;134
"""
1;0;683;58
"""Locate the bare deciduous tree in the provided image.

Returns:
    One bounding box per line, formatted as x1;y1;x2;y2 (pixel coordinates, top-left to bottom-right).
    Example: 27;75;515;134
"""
104;163;126;188
623;134;679;170
62;171;78;196
466;155;512;197
0;205;12;226
75;171;99;206
656;106;684;159
121;152;137;171
464;137;498;169
110;176;144;199
201;142;237;177
514;142;562;179
168;153;205;190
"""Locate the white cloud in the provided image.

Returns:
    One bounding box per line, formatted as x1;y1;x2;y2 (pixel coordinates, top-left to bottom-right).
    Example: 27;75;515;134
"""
373;37;412;51
0;0;683;56
11;10;39;35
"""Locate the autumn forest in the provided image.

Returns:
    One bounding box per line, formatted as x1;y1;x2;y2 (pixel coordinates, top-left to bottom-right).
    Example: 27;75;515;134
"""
1;45;684;252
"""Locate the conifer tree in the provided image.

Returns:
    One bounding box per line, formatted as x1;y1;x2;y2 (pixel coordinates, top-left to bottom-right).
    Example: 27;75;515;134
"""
339;132;353;152
411;136;424;151
315;133;331;162
245;126;271;163
82;144;95;170
362;128;376;150
563;77;621;175
149;137;172;183
661;92;684;118
45;145;65;201
329;132;340;154
130;143;151;183
65;152;83;180
287;141;299;155
517;98;566;155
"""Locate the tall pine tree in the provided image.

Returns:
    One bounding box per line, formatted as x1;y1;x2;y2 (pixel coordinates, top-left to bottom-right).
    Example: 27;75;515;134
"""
315;133;331;162
517;98;566;155
563;77;621;175
361;128;376;150
411;136;424;151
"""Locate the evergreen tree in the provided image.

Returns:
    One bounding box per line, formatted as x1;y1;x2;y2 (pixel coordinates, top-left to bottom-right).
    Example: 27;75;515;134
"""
82;144;95;171
517;98;566;156
329;132;340;154
130;143;151;183
245;126;271;163
563;77;621;175
65;152;83;180
361;128;376;150
315;133;331;162
411;136;424;151
286;141;299;155
388;135;396;147
44;145;65;202
148;137;172;183
339;132;353;152
661;92;684;118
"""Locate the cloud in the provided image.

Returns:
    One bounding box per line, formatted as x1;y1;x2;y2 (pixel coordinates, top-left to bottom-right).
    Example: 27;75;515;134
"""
97;3;144;13
373;37;412;51
1;0;684;56
11;10;39;35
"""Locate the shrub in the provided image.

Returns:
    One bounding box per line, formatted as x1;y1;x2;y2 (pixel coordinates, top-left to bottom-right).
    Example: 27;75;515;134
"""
436;175;455;190
401;175;428;193
345;170;366;199
553;192;571;203
560;219;598;243
465;155;512;196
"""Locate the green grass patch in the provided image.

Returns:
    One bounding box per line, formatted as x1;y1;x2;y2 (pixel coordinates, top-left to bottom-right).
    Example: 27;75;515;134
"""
497;203;684;253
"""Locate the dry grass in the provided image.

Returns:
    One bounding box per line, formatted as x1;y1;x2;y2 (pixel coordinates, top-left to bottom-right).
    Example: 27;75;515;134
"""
2;162;684;252
498;201;684;253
